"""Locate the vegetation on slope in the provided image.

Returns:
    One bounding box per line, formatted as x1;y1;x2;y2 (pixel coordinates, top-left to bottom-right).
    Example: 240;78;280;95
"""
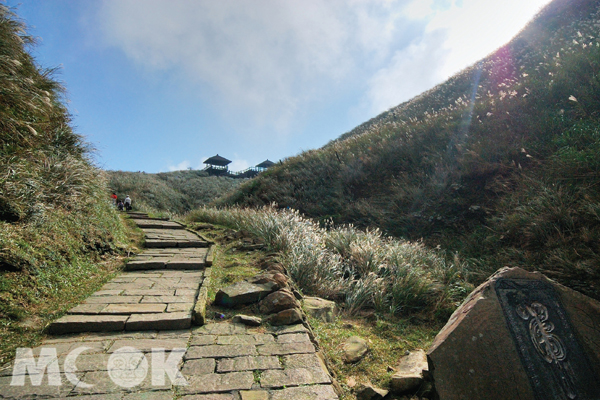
108;169;242;215
0;6;128;363
217;0;600;298
186;206;471;321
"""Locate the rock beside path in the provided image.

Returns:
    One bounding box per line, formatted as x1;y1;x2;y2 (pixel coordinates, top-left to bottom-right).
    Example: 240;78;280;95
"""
428;267;600;400
303;297;336;322
356;384;389;400
342;336;369;363
215;281;274;307
259;289;300;314
267;308;303;326
233;314;263;326
391;349;428;393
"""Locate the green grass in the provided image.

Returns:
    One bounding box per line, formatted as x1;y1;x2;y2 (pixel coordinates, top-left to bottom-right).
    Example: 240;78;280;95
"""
309;315;442;399
107;169;242;216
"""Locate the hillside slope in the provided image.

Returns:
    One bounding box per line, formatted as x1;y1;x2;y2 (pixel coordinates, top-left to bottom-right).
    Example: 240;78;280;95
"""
0;6;127;362
218;0;600;298
108;169;242;214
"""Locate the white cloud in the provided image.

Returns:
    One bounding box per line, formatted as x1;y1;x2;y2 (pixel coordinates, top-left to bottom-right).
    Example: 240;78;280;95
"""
366;30;449;114
99;0;552;132
167;160;191;171
365;0;551;113
425;0;551;79
229;159;251;172
98;0;412;132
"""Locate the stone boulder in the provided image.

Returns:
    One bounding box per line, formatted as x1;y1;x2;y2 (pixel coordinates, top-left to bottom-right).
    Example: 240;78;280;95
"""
355;384;389;400
266;308;303;326
428;267;600;400
342;336;369;363
266;263;287;274
249;272;288;290
390;349;428;393
214;281;274;307
303;296;336;322
258;289;300;314
232;314;262;326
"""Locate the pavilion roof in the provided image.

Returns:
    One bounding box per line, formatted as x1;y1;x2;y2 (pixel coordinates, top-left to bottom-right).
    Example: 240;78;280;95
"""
256;159;275;168
204;154;232;166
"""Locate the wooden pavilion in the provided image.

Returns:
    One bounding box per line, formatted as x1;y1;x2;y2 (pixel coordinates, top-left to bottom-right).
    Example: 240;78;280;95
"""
203;154;232;176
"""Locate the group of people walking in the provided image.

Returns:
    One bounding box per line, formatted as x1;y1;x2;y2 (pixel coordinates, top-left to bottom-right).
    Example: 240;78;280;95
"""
110;193;132;211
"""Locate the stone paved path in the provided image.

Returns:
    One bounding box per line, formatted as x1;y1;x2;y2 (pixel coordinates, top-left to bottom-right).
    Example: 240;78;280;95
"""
48;214;210;334
0;213;339;399
0;322;338;399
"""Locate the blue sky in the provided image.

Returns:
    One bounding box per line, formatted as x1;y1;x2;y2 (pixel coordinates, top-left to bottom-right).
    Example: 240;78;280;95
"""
8;0;551;173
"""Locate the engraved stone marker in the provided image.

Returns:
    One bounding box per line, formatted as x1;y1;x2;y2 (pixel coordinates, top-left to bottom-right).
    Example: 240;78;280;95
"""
427;267;600;400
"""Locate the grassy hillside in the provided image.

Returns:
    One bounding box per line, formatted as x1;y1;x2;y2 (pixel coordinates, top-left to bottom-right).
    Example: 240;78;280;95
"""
218;0;600;299
108;169;242;215
0;6;128;363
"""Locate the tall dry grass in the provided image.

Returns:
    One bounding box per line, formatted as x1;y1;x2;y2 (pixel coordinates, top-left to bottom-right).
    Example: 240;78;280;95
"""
186;205;471;319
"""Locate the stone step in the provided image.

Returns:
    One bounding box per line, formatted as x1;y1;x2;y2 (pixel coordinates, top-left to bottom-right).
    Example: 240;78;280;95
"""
128;213;170;221
132;219;185;229
48;270;209;334
126;258;206;271
142;228;209;248
145;239;209;248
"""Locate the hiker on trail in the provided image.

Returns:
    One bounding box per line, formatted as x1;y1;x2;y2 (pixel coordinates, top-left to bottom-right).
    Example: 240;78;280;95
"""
124;195;132;211
110;192;117;205
117;200;124;211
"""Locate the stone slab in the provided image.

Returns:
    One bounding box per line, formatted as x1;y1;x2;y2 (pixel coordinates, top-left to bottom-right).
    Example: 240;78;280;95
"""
85;296;142;304
257;342;315;356
69;304;108;314
109;338;188;353
217;356;281;372
167;303;195;313
49;315;129;334
91;290;124;296
193;285;209;326
190;335;217;346
269;385;338;400
180;372;254;394
181;358;217;376
260;367;331;388
124;289;176;296
141;295;195;303
126;311;192;331
101;304;166;314
125;260;167;270
167;260;205;270
185;345;258;360
216;334;274;345
180;394;234;400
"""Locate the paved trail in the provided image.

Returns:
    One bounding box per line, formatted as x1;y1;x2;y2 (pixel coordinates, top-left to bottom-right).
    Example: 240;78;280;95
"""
0;213;338;399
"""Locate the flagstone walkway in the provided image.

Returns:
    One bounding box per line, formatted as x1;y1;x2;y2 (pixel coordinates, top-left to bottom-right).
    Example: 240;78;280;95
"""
0;212;339;399
48;214;210;334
